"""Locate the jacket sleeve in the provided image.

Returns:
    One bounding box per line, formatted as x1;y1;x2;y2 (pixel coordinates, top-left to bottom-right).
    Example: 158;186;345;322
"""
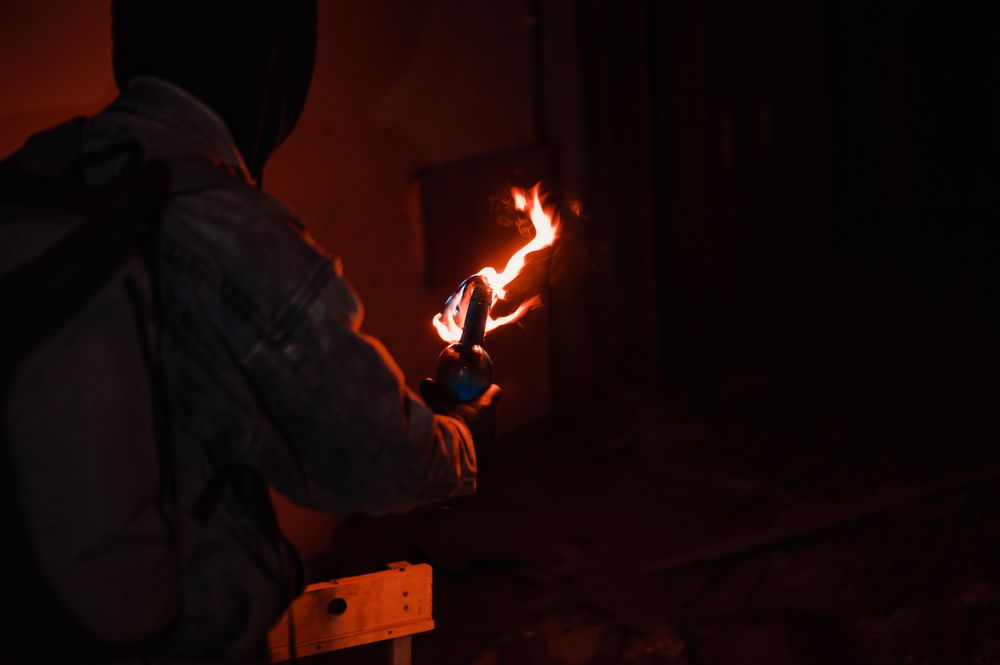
243;255;477;516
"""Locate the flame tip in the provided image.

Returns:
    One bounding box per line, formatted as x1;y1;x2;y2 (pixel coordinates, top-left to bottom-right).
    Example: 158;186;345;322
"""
433;182;562;342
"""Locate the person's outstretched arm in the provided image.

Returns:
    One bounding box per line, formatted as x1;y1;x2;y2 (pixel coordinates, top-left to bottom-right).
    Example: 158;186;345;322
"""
244;255;499;516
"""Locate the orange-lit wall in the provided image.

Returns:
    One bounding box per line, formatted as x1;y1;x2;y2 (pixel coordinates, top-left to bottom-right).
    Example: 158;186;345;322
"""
0;1;117;153
0;0;539;565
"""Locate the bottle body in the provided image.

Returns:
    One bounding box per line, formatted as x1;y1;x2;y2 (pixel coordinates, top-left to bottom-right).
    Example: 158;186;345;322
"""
434;343;493;402
433;275;494;402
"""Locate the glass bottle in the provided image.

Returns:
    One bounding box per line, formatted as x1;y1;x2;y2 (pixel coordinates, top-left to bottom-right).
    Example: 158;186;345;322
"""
434;276;493;402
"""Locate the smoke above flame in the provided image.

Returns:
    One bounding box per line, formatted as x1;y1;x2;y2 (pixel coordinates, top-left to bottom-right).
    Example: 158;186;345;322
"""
433;183;559;343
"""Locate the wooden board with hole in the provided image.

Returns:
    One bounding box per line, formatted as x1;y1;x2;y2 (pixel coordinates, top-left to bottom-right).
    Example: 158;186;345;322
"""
268;562;434;662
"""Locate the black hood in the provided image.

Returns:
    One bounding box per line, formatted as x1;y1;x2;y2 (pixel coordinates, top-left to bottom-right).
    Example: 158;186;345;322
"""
111;0;317;182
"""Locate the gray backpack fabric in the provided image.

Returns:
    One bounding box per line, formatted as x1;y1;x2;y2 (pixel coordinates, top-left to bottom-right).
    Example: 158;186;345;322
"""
0;117;241;659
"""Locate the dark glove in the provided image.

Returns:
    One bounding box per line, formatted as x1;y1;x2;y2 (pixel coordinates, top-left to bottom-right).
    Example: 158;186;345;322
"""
420;378;502;447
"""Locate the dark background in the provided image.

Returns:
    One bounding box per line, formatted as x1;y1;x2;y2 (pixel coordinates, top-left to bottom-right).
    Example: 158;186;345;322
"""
2;1;998;663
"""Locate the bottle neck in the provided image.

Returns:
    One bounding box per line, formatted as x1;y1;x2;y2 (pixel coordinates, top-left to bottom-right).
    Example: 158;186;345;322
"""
459;277;492;346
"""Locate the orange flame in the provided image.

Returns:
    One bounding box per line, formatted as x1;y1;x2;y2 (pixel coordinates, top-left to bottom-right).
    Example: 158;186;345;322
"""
433;183;559;343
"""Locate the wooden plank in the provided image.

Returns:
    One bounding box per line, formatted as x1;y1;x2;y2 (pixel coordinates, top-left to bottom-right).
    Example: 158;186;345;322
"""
269;562;434;662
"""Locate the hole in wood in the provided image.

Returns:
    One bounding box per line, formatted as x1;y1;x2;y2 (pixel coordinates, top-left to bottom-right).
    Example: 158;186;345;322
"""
326;597;348;616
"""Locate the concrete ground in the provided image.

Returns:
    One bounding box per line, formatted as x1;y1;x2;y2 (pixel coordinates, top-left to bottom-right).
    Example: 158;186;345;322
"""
306;363;1000;665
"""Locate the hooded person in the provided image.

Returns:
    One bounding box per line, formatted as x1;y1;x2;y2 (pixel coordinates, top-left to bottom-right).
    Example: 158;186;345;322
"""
110;0;318;185
1;1;500;662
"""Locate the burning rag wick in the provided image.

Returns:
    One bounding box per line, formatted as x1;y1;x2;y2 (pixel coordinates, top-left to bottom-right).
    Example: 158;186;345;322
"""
432;184;559;344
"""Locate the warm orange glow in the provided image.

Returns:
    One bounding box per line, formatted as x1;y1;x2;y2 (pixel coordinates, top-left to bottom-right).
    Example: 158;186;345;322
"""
433;183;559;343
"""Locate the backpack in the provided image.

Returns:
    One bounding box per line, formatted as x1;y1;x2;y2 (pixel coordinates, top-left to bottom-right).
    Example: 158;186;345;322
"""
0;116;244;659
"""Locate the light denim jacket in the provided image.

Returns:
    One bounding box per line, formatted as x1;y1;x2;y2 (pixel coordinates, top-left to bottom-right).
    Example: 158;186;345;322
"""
77;77;476;660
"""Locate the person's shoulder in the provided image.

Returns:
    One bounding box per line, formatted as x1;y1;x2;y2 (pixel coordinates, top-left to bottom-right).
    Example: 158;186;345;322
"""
161;182;338;334
166;181;329;270
172;179;307;236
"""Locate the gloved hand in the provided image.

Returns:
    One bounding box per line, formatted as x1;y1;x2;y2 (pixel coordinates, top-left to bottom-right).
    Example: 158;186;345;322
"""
420;378;502;447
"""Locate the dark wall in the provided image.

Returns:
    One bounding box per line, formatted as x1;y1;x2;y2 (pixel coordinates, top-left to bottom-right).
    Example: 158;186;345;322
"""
574;0;999;424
